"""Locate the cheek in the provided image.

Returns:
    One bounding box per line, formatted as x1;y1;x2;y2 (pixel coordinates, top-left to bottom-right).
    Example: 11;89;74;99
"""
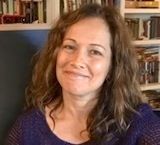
92;60;110;78
56;51;67;68
56;52;71;80
56;54;65;84
56;52;64;77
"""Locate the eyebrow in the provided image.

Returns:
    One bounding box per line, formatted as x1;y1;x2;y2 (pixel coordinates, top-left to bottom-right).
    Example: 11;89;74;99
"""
63;38;76;42
64;38;106;50
90;44;106;50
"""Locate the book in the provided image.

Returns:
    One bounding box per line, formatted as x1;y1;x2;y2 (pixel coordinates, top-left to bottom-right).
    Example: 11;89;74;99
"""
2;0;8;14
1;14;25;24
125;0;137;8
125;18;140;40
126;0;159;8
150;16;160;39
8;0;14;14
136;1;159;8
0;0;3;14
37;0;44;23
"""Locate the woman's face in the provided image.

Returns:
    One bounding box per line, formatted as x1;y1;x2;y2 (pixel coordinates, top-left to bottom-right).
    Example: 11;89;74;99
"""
56;17;112;99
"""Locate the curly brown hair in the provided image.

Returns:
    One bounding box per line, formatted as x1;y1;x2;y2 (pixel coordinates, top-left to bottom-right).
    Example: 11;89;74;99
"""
26;3;143;142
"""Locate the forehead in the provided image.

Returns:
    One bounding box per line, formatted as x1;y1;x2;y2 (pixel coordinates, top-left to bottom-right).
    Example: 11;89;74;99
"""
66;17;109;33
63;17;111;46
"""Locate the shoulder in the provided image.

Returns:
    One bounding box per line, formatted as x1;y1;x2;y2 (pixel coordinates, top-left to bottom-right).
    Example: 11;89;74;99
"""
129;104;160;144
12;108;44;127
6;108;44;145
12;108;45;133
20;108;44;122
133;103;160;126
9;108;44;131
137;104;160;144
20;108;46;131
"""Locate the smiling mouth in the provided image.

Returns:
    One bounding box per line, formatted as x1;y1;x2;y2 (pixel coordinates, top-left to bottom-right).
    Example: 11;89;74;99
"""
64;71;89;79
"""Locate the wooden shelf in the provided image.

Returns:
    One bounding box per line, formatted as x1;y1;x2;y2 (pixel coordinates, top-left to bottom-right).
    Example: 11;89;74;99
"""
141;83;160;91
124;8;160;14
134;39;160;46
0;23;51;31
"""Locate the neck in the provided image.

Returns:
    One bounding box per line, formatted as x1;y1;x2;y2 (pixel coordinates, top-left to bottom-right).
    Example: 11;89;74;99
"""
59;92;98;121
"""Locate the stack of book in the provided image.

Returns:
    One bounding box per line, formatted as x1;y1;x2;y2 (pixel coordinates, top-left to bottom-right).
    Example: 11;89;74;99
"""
125;16;160;40
136;46;160;84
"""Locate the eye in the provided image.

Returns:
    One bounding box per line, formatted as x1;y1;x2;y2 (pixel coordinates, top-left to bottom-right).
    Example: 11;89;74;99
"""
90;49;103;56
62;44;76;52
63;45;74;49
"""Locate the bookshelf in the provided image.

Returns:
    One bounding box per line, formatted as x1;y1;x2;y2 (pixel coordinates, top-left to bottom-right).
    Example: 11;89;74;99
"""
0;0;60;31
120;0;160;91
0;0;120;31
121;0;160;109
134;39;160;46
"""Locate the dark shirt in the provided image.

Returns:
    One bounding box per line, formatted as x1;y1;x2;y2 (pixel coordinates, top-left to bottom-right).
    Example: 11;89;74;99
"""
6;104;160;145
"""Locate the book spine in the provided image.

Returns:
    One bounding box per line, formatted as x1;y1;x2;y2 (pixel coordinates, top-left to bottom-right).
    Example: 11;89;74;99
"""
38;1;43;23
0;0;3;14
8;0;14;14
2;0;8;14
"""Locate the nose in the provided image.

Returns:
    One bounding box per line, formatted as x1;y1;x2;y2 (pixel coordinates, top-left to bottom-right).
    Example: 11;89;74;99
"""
70;49;86;69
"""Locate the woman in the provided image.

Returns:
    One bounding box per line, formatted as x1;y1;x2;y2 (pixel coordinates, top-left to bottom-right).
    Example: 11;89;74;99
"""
7;3;160;145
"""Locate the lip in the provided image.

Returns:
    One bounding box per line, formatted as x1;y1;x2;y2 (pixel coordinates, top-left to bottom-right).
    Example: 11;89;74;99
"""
64;70;90;79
